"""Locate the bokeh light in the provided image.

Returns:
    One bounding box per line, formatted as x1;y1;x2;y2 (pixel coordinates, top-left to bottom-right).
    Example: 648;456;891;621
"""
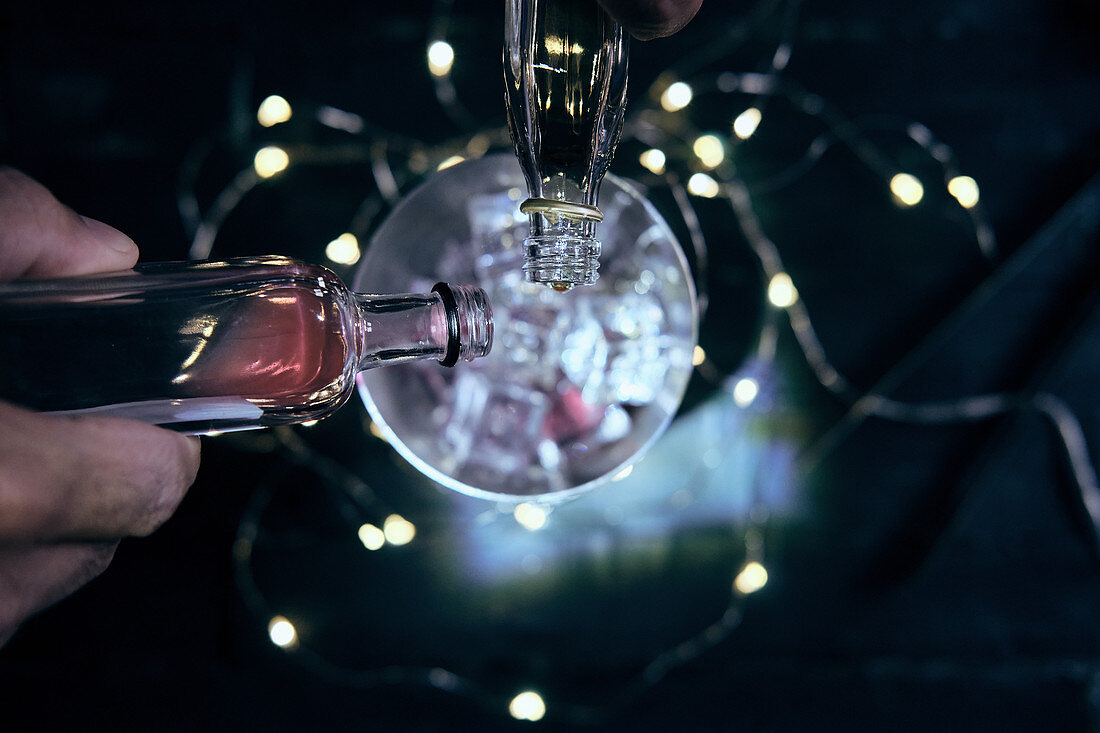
948;175;980;208
267;616;298;648
325;233;361;266
693;134;726;169
383;514;416;546
766;273;798;308
890;173;924;206
733;561;768;594
357;523;385;551
437;154;466;170
687;172;720;198
639;148;666;175
514;503;548;531
253;146;289;179
509;691;547;722
611;464;634;482
732;107;762;139
427;40;455;76
660;81;693;112
732;378;759;407
256;94;292;127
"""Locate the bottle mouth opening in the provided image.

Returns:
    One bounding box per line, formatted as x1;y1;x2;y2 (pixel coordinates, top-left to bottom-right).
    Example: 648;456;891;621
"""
433;283;494;365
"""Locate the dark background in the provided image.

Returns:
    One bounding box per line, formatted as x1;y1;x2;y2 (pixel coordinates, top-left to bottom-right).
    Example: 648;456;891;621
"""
2;0;1099;730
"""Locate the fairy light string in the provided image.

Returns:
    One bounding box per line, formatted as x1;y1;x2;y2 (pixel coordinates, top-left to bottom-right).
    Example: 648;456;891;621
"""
167;0;1100;722
233;413;774;726
426;0;477;130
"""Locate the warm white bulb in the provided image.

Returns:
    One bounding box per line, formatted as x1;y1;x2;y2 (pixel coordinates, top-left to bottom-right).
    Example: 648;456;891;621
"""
890;173;924;206
253;146;289;179
687;172;720;198
256;95;292;127
639;148;666;174
267;616;298;648
767;272;798;308
437;154;465;170
357;523;385;551
509;691;547;722
427;40;455;76
948;175;979;208
734;561;768;594
383;514;416;546
660;81;693;112
325;232;361;266
514;502;548;531
732;107;762;139
732;377;759;407
611;464;634;482
692;345;707;366
367;420;389;442
692;134;725;169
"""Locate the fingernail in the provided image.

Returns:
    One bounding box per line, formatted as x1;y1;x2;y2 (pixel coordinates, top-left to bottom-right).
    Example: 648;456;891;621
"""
80;215;137;254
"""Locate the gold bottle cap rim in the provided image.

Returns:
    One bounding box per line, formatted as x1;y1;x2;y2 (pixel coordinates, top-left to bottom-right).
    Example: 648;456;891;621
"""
519;197;604;222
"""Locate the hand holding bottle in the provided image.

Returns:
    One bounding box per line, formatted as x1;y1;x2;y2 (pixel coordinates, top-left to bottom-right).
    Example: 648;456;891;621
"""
597;0;703;40
0;167;200;646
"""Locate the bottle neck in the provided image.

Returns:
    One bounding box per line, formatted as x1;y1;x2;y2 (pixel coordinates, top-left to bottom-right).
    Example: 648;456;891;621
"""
504;0;629;201
351;284;493;371
504;0;627;290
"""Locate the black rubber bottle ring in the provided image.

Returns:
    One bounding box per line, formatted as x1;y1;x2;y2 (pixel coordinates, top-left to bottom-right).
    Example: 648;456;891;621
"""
432;282;460;368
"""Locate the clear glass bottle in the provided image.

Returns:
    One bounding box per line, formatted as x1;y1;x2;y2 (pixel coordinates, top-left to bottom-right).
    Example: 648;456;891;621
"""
504;0;629;290
0;256;493;435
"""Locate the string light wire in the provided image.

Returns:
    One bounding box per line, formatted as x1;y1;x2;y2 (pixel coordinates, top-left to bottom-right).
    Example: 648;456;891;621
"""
188;166;260;260
666;172;711;320
232;426;771;725
427;0;478;130
167;0;1100;721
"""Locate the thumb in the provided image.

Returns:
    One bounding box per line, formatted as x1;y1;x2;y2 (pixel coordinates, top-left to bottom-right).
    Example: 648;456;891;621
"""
0;166;139;282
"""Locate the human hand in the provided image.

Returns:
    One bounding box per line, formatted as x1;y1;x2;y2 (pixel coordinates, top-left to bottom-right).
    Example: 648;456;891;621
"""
0;167;200;646
598;0;704;40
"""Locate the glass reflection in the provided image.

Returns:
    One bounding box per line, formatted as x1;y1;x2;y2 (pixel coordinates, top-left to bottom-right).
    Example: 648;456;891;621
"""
355;155;697;500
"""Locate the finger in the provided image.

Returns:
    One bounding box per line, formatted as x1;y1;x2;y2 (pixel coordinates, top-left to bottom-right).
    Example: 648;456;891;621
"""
0;541;117;646
597;0;703;40
0;401;200;542
0;166;139;282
